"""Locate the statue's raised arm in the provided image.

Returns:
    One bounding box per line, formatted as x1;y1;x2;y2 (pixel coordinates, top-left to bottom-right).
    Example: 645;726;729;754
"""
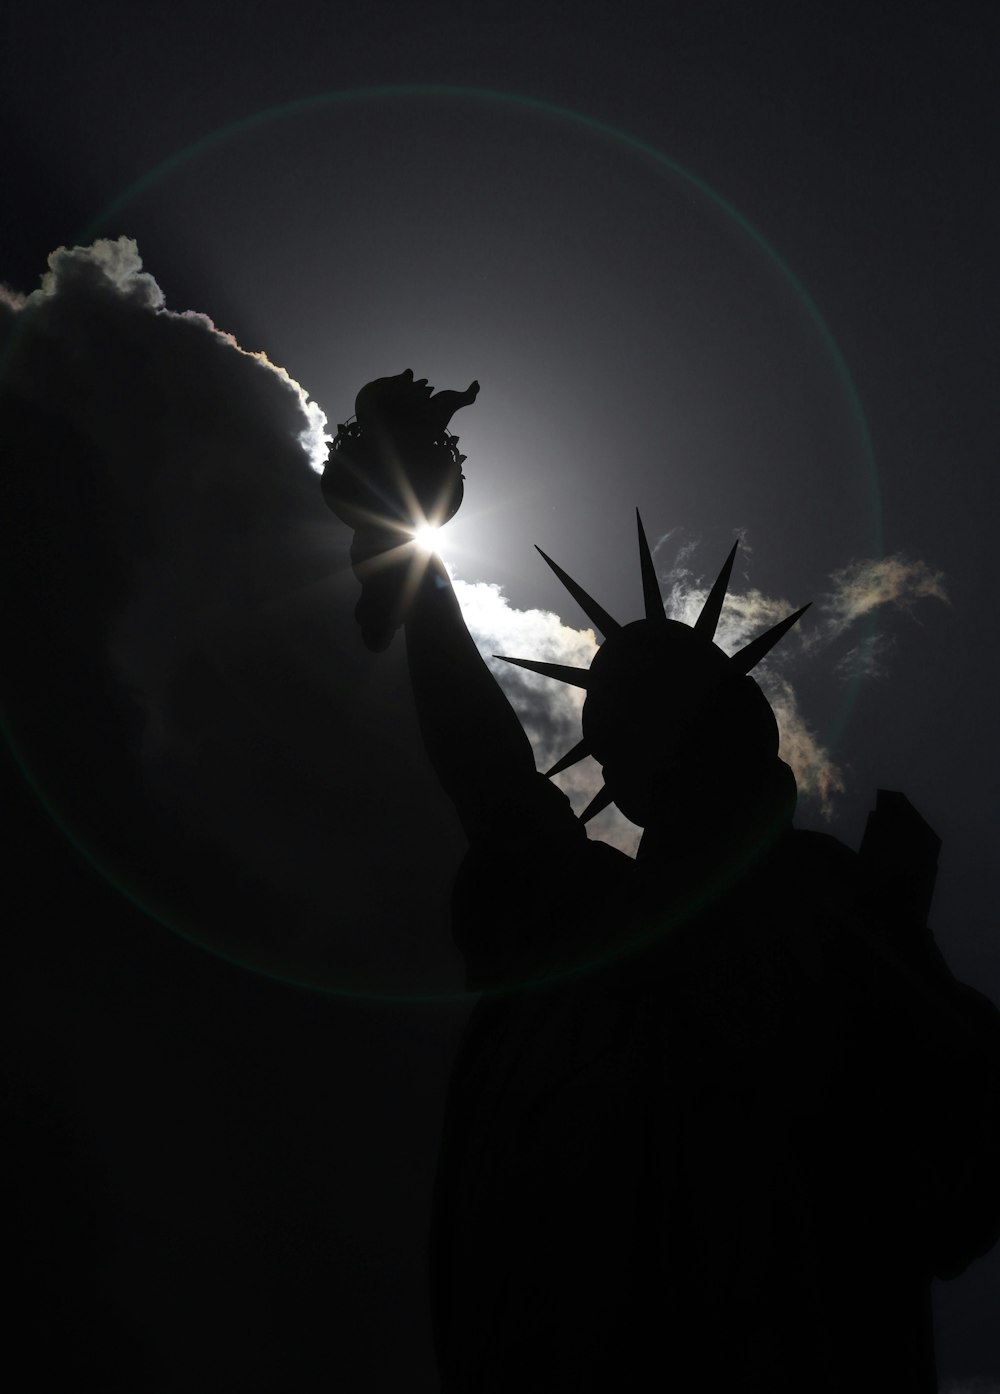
322;371;547;843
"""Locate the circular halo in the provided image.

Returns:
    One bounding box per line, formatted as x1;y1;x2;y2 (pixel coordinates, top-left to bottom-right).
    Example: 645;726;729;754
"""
5;86;881;999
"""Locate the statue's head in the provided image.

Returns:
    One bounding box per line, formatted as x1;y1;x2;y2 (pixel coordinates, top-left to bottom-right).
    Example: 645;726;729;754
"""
497;514;808;836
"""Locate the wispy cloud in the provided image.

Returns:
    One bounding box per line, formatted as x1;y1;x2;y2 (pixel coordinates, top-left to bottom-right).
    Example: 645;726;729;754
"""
821;555;948;636
762;673;846;816
659;536;948;674
664;578;793;654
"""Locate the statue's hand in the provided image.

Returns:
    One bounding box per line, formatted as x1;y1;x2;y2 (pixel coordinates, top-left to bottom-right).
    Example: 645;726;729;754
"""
322;371;479;650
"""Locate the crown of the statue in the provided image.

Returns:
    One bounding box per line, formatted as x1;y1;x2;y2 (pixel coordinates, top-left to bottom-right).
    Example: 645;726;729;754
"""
496;511;810;824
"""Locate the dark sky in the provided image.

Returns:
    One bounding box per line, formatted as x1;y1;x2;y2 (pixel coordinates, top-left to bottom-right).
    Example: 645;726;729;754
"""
3;2;998;1389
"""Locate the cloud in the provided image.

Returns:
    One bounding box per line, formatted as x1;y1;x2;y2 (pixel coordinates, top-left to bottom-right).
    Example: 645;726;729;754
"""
1;238;332;762
676;592;845;815
939;1381;1000;1394
664;577;794;656
452;572;595;764
0;283;27;312
762;674;846;817
661;574;846;814
821;554;948;635
452;573;642;854
0;240;372;948
1;237;329;479
657;534;948;675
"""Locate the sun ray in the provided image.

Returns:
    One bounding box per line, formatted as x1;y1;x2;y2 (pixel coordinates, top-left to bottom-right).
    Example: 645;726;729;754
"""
412;522;441;552
396;540;435;616
695;539;740;641
534;546;621;639
350;538;417;574
386;449;429;529
494;656;591;688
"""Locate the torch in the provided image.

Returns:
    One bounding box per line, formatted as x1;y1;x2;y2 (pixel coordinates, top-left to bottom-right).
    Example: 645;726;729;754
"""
322;369;479;650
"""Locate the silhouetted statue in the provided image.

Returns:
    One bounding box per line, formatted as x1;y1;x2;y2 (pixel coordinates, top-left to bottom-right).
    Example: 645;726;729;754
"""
324;373;1000;1393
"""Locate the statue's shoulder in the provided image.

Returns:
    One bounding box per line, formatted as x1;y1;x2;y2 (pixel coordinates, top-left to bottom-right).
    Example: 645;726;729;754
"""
450;776;633;990
783;796;998;1052
784;790;942;944
785;824;860;893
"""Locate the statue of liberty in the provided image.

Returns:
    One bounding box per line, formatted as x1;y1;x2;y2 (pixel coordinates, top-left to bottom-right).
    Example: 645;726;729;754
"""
324;370;1000;1393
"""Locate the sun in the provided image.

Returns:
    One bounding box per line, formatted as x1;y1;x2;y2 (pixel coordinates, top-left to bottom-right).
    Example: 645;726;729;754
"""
412;523;442;553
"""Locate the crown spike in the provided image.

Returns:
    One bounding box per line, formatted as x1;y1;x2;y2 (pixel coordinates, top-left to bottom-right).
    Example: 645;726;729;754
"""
545;738;591;778
636;510;667;627
579;783;615;824
535;546;620;639
494;655;591;689
730;603;811;674
695;539;739;642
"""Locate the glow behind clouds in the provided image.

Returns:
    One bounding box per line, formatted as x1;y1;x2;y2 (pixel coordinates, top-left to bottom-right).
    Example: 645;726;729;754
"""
76;92;882;597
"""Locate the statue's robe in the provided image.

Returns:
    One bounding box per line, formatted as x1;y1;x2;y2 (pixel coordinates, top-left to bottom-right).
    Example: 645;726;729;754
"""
429;780;1000;1392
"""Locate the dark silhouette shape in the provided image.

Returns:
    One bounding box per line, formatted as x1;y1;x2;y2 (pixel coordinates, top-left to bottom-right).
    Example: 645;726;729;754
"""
323;369;479;651
497;511;807;828
324;377;1000;1392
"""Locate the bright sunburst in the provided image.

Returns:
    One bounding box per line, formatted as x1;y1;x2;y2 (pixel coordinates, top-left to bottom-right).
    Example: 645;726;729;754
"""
412;523;442;553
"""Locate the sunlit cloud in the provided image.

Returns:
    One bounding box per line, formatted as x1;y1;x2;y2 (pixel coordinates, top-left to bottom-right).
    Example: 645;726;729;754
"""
0;283;27;312
452;572;641;854
1;237;332;776
821;554;948;634
1;237;330;474
762;674;845;816
450;573;594;766
664;578;793;654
